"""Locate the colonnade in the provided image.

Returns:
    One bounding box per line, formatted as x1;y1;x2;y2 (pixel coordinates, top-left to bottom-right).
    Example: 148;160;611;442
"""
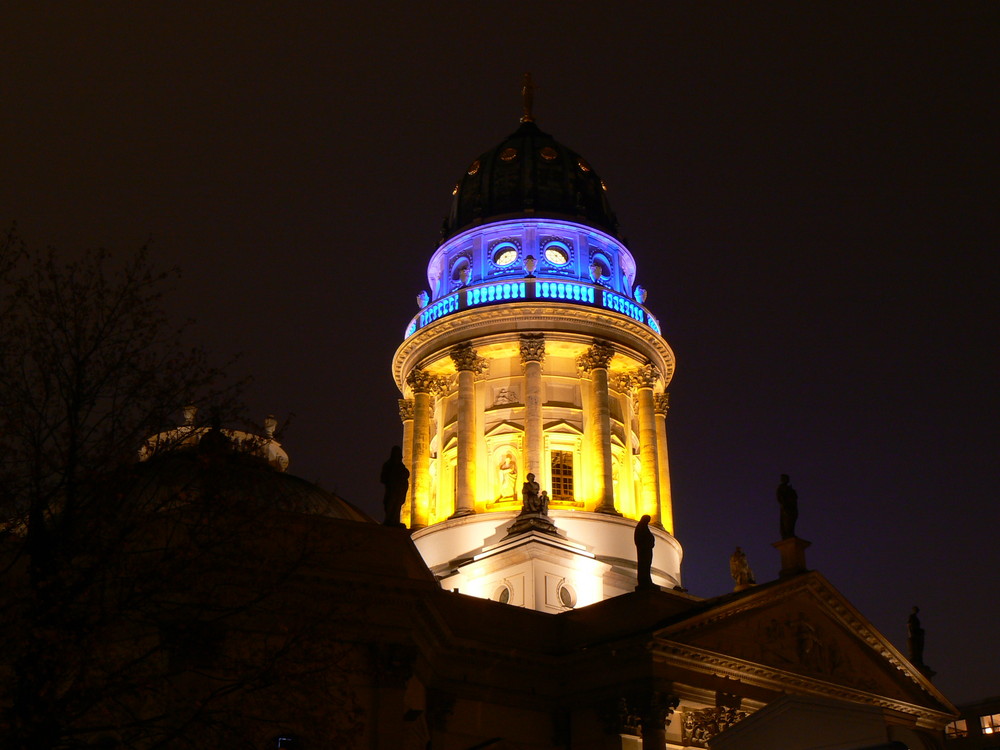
399;336;672;530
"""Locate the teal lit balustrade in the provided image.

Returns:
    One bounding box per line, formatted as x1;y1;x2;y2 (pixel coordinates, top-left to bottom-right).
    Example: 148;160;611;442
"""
405;279;662;338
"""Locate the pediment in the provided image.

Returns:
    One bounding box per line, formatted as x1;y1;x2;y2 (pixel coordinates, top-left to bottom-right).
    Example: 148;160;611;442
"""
484;420;523;437
654;573;953;717
543;419;583;435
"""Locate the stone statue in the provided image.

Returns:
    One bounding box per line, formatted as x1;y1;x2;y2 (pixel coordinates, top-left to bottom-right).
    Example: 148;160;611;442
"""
380;445;409;527
907;606;926;666
519;473;541;514
777;474;798;539
730;546;755;588
497;451;517;500
634;515;655;589
538;490;549;516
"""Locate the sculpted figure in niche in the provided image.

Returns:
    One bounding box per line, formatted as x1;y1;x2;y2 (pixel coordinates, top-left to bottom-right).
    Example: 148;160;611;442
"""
494;386;518;405
519;473;541;514
380;445;409;527
634;515;655;589
496;451;518;500
777;474;799;539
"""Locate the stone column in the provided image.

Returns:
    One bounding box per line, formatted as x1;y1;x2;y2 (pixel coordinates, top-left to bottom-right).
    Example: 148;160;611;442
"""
578;340;618;514
653;393;674;534
405;368;445;529
449;343;486;517
632;364;661;525
519;334;545;478
397;398;414;527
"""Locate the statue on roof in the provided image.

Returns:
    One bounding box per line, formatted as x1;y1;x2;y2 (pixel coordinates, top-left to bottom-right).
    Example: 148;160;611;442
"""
907;606;926;666
380;445;409;527
634;515;656;589
519;473;541;514
777;474;798;539
730;546;755;589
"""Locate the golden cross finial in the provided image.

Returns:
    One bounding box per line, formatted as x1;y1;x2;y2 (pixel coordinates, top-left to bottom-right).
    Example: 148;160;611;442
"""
520;72;535;123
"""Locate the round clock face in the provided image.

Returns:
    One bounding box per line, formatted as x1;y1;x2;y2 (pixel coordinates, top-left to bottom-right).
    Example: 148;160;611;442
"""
544;244;569;266
493;245;518;266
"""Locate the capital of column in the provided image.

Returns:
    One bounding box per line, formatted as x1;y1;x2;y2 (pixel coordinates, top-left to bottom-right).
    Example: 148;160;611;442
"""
519;333;546;365
450;342;488;373
611;372;633;392
630;363;660;389
653;392;670;416
398;398;414;422
406;368;448;395
577;340;615;373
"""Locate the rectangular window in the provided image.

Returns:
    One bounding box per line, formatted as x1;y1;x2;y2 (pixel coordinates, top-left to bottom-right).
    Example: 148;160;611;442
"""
945;719;968;737
983;713;1000;734
551;450;574;501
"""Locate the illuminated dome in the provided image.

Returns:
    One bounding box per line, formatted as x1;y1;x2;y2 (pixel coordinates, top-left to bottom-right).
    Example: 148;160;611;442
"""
443;120;620;242
393;87;679;613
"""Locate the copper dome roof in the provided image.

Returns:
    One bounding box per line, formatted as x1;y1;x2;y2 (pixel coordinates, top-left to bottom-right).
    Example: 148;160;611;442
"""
442;121;620;242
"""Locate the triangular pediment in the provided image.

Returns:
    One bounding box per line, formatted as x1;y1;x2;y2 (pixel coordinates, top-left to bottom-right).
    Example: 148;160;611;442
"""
543;419;583;435
484;420;523;437
654;572;954;719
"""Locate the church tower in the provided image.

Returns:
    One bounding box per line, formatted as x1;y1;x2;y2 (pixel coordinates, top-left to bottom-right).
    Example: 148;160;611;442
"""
392;87;681;612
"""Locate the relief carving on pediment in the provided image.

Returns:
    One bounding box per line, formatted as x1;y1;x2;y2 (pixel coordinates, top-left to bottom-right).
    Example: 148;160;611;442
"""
681;706;748;748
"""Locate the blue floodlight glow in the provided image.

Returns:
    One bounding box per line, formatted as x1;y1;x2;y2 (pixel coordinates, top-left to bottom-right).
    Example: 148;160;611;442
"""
405;280;661;339
601;290;645;323
538;281;594;303
467;281;526;307
419;293;460;327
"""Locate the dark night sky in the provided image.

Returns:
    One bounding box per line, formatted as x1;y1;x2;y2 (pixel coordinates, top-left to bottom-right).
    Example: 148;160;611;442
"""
3;3;997;704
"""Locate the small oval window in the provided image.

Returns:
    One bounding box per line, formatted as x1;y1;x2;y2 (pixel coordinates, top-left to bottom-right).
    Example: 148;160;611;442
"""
543;241;570;266
493;242;518;267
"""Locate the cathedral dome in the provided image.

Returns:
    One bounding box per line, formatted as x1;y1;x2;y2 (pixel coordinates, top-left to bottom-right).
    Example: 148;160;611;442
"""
443;120;620;242
134;434;374;523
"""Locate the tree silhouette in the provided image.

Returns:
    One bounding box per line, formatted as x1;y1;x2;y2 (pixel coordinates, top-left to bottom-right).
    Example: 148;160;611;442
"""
0;233;364;748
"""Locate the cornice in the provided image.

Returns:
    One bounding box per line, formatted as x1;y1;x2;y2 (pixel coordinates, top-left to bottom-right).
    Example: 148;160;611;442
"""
653;572;956;717
392;303;675;393
650;640;954;725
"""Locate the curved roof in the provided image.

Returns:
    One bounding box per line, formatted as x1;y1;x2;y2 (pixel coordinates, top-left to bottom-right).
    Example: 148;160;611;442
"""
443;121;620;241
132;435;374;523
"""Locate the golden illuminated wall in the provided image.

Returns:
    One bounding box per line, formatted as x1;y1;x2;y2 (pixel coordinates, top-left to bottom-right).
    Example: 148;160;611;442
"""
397;331;673;531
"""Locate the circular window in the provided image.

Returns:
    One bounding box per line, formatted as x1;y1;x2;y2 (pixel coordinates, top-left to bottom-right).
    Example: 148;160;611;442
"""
492;242;518;267
543;241;570;266
500;147;518;162
493;584;512;604
577;158;591;172
558;583;576;609
540;146;558;160
467;160;480;175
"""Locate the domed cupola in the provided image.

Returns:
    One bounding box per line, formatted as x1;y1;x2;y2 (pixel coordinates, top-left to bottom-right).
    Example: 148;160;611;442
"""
393;81;680;612
444;120;620;242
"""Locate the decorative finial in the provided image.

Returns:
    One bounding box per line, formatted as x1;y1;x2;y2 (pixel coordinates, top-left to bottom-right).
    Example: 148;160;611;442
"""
182;404;197;426
264;415;278;438
520;73;535;123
